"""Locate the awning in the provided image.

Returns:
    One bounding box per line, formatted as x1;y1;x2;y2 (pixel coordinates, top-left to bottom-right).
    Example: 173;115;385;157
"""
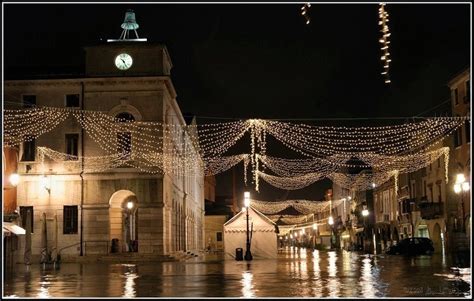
3;222;26;235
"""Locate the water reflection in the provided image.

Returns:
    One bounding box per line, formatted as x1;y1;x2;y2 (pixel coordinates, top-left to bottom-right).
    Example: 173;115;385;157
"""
327;251;340;297
122;264;138;298
241;271;255;298
3;248;470;298
360;256;375;297
311;250;323;297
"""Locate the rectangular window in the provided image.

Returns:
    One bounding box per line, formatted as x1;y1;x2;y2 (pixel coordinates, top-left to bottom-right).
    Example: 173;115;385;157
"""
216;232;222;242
21;137;36;161
466;121;470;143
65;134;79;159
65;94;80;107
429;163;432;171
20;206;34;233
454;88;459;105
429;186;433;203
437;158;441;168
411;181;416;199
465;80;470;103
437;183;442;203
22;95;36;108
63;206;78;234
454;126;462;147
423;180;427;197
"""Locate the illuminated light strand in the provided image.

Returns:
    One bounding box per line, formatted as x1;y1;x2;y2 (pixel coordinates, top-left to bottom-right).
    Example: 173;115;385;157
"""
264;119;465;157
379;3;391;84
301;3;311;25
251;198;345;215
4;107;466;159
4;107;71;146
257;147;449;191
37;146;248;178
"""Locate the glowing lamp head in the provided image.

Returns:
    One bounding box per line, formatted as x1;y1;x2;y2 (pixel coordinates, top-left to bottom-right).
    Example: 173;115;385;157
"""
454;184;462;194
40;175;50;191
300;229;304;235
290;234;293;239
456;174;466;184
362;209;369;217
462;182;470;192
294;232;298;237
244;191;250;208
313;223;317;230
9;173;20;187
328;216;334;225
347;196;352;201
127;201;134;210
371;183;376;188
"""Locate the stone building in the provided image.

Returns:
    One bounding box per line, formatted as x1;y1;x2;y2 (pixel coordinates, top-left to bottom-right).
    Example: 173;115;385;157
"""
4;14;205;262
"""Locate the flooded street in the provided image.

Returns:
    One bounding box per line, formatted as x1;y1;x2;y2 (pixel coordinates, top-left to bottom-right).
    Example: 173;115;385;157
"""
4;247;471;298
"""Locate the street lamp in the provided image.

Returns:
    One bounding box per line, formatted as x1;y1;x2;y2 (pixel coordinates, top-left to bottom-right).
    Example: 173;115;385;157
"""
244;191;253;261
9;173;20;187
126;201;134;252
312;223;318;249
454;173;470;232
40;175;51;193
362;206;369;253
328;216;334;225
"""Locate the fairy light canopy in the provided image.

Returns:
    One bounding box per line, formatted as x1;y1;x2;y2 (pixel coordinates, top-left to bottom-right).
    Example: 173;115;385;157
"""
3;106;467;192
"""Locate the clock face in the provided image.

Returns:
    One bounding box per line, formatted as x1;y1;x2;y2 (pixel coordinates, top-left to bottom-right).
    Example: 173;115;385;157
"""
115;53;133;70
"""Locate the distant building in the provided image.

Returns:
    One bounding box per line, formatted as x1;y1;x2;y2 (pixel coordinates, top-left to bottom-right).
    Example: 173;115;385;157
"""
204;195;234;253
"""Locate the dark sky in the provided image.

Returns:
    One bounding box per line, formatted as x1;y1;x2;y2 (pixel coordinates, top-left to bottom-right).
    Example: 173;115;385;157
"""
3;3;471;201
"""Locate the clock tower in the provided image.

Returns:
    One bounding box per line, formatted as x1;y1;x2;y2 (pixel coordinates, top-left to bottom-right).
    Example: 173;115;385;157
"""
84;10;172;77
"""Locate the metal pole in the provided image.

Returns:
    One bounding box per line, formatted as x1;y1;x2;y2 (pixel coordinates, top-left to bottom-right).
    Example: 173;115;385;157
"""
80;81;84;257
244;206;252;261
461;192;465;233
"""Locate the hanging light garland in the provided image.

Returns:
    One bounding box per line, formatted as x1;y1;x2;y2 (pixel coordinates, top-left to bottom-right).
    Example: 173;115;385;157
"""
251;198;345;215
301;3;311;25
379;3;391;84
257;147;449;191
4;106;464;192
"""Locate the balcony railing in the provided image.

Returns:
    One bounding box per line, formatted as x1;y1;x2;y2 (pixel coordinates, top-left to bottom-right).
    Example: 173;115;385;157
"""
419;201;443;220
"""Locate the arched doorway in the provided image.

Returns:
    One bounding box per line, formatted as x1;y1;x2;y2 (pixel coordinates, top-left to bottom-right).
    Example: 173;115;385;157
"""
109;190;138;253
431;223;443;254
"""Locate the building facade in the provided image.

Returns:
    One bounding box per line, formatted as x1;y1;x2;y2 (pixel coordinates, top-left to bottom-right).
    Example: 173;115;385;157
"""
346;68;470;262
4;35;205;262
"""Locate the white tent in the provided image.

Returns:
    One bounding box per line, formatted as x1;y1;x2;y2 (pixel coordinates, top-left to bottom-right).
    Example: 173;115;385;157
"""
223;206;279;259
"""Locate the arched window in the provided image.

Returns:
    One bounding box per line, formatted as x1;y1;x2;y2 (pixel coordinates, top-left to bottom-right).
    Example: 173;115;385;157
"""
116;112;135;159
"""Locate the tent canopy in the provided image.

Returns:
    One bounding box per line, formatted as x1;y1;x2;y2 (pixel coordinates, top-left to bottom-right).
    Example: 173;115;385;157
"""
223;206;278;259
224;206;278;233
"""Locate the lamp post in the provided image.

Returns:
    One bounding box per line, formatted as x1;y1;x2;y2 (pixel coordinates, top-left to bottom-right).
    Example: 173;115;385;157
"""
454;174;470;232
126;201;134;252
362;206;369;253
312;223;318;249
244;192;253;261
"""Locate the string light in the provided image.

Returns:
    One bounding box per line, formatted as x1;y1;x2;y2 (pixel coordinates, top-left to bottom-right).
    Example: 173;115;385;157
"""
301;3;311;25
379;3;391;84
251;198;345;215
3;107;465;192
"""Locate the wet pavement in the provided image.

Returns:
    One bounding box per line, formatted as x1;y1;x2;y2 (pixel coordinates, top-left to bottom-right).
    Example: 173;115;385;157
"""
3;247;471;298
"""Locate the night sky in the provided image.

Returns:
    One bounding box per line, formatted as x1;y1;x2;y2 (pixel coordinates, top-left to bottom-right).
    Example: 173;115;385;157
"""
3;3;471;201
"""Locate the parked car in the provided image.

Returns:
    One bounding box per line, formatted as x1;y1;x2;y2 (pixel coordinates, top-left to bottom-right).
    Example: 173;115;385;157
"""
386;237;434;255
